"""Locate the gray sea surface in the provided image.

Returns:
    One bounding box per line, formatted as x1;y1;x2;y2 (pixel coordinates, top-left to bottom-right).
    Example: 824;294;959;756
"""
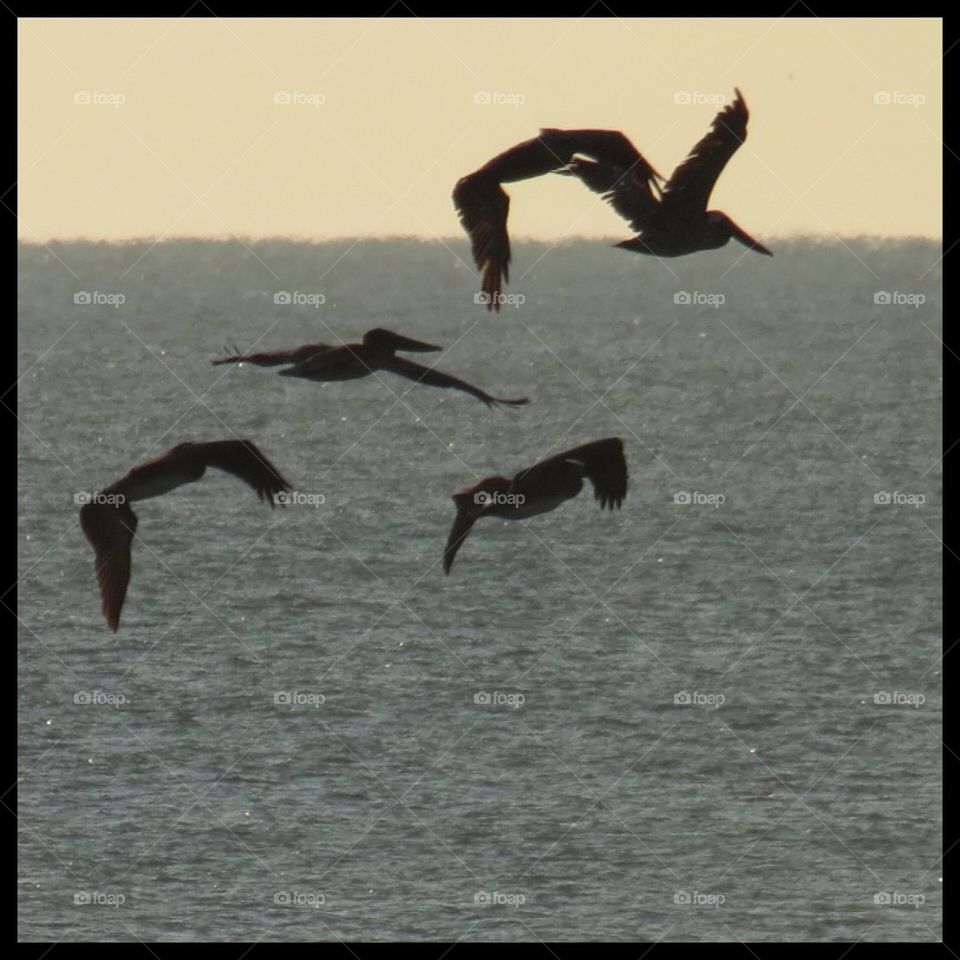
18;237;942;940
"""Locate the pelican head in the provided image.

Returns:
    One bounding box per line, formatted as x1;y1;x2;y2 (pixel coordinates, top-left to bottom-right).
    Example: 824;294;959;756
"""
454;476;512;516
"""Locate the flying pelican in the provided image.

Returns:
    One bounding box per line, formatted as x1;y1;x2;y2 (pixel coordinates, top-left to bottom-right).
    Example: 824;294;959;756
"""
213;328;528;408
453;89;771;311
79;440;292;631
443;437;627;574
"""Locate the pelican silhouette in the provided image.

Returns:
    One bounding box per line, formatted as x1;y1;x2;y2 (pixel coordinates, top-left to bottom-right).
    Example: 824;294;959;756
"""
79;440;291;631
213;328;528;408
443;437;627;574
454;89;771;310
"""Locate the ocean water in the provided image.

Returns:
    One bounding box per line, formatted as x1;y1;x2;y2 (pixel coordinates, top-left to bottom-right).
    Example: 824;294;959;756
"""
18;237;942;941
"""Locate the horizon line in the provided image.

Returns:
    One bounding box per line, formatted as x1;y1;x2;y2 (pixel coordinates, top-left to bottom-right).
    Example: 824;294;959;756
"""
18;231;944;247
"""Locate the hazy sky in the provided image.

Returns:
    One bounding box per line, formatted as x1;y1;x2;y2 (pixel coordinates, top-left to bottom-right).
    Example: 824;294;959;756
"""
19;18;941;242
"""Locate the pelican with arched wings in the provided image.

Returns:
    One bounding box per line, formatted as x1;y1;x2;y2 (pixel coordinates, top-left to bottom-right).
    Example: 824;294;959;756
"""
454;90;771;310
443;437;628;574
79;440;291;631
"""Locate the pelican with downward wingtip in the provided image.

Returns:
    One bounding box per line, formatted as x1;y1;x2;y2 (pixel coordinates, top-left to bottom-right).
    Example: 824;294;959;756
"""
443;437;628;574
213;328;528;408
454;89;771;310
79;440;291;631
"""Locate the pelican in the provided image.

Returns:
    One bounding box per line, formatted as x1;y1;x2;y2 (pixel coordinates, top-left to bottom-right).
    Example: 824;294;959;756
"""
79;440;292;631
443;437;627;574
454;89;771;310
213;328;528;408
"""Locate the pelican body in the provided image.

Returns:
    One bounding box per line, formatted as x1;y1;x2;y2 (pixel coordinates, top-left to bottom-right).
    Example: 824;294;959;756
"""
277;327;433;383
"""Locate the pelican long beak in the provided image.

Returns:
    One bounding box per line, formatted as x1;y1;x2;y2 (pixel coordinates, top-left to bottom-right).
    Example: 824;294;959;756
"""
614;238;648;254
728;220;773;256
364;328;442;353
390;333;442;353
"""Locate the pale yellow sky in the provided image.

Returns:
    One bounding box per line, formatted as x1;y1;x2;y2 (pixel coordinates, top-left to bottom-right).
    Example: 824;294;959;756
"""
18;18;941;242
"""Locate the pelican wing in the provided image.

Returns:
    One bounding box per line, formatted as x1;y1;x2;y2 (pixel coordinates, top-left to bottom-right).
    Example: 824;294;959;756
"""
453;173;512;310
560;156;662;234
662;89;749;213
557;129;659;178
540;437;627;509
443;504;479;575
456;129;663;307
211;343;332;366
385;356;528;407
491;128;651;178
453;130;588;310
80;501;137;632
474;129;583;181
196;440;292;505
